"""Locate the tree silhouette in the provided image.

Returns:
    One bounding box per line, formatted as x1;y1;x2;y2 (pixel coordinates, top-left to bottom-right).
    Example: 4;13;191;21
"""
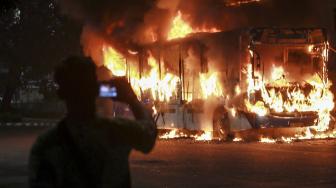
0;0;82;111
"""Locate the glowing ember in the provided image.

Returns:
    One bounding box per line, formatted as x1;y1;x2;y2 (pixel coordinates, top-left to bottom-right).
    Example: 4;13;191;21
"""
259;137;276;143
158;130;215;141
280;137;294;143
233;137;243;142
251;127;336;144
195;131;212;141
307;45;314;53
159;129;188;139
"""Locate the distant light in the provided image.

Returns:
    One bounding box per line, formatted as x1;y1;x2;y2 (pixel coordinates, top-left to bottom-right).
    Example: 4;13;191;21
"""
225;0;261;7
13;8;21;24
49;3;55;9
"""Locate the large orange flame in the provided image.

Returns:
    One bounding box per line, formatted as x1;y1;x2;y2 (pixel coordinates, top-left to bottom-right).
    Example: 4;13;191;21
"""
199;72;223;99
167;11;193;40
245;51;335;137
167;11;220;41
102;45;126;76
102;45;224;104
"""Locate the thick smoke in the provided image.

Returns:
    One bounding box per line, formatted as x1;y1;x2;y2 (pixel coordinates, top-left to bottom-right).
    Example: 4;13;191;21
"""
59;0;336;65
59;0;171;52
60;0;336;48
176;0;334;31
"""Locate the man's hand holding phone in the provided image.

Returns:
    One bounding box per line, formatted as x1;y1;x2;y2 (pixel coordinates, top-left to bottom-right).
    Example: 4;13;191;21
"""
99;77;138;104
99;77;153;121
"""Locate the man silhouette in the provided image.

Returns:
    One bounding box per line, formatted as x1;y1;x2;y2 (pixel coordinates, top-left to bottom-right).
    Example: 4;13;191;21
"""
28;56;157;188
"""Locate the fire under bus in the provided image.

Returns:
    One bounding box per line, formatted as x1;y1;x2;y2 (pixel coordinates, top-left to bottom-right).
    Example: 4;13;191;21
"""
99;27;334;140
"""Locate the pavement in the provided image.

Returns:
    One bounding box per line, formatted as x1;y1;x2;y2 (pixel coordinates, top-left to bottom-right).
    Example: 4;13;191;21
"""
0;126;336;188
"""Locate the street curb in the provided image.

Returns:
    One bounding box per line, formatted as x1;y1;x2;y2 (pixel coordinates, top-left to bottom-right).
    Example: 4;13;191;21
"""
0;122;57;127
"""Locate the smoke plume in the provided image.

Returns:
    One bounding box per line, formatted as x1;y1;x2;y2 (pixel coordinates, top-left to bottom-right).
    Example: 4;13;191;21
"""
176;0;334;31
59;0;336;62
59;0;171;52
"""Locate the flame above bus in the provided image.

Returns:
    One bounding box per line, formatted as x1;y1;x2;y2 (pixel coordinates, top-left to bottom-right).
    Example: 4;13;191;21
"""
167;11;220;41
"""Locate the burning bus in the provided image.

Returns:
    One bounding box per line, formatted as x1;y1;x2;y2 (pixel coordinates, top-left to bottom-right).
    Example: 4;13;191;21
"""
96;26;334;141
144;27;334;140
212;28;334;140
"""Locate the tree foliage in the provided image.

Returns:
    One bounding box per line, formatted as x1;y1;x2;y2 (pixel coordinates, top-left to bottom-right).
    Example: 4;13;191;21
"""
0;0;82;110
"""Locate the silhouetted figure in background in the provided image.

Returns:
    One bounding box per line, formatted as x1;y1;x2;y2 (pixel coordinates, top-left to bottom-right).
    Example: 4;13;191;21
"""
29;56;157;188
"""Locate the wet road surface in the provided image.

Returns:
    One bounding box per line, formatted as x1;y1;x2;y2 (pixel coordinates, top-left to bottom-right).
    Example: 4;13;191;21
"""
0;127;336;188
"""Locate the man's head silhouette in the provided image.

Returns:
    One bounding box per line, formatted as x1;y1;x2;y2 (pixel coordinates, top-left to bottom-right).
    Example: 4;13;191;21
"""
54;56;99;119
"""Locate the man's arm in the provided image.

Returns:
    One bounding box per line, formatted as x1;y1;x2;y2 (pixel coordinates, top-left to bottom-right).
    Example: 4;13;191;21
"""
129;98;157;152
108;116;157;153
105;77;157;153
105;100;157;153
28;136;56;188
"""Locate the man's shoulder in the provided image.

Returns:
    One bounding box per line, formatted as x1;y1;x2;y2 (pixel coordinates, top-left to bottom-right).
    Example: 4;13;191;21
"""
30;125;61;156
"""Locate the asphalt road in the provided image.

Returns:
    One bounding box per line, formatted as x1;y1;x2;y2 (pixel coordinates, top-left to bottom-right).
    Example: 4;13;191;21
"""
1;127;336;188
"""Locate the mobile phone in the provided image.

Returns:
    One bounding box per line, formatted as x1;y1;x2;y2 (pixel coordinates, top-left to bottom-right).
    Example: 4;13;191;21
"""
99;84;118;98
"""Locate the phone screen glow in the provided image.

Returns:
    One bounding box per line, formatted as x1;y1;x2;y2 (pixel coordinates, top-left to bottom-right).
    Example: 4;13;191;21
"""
100;85;117;98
